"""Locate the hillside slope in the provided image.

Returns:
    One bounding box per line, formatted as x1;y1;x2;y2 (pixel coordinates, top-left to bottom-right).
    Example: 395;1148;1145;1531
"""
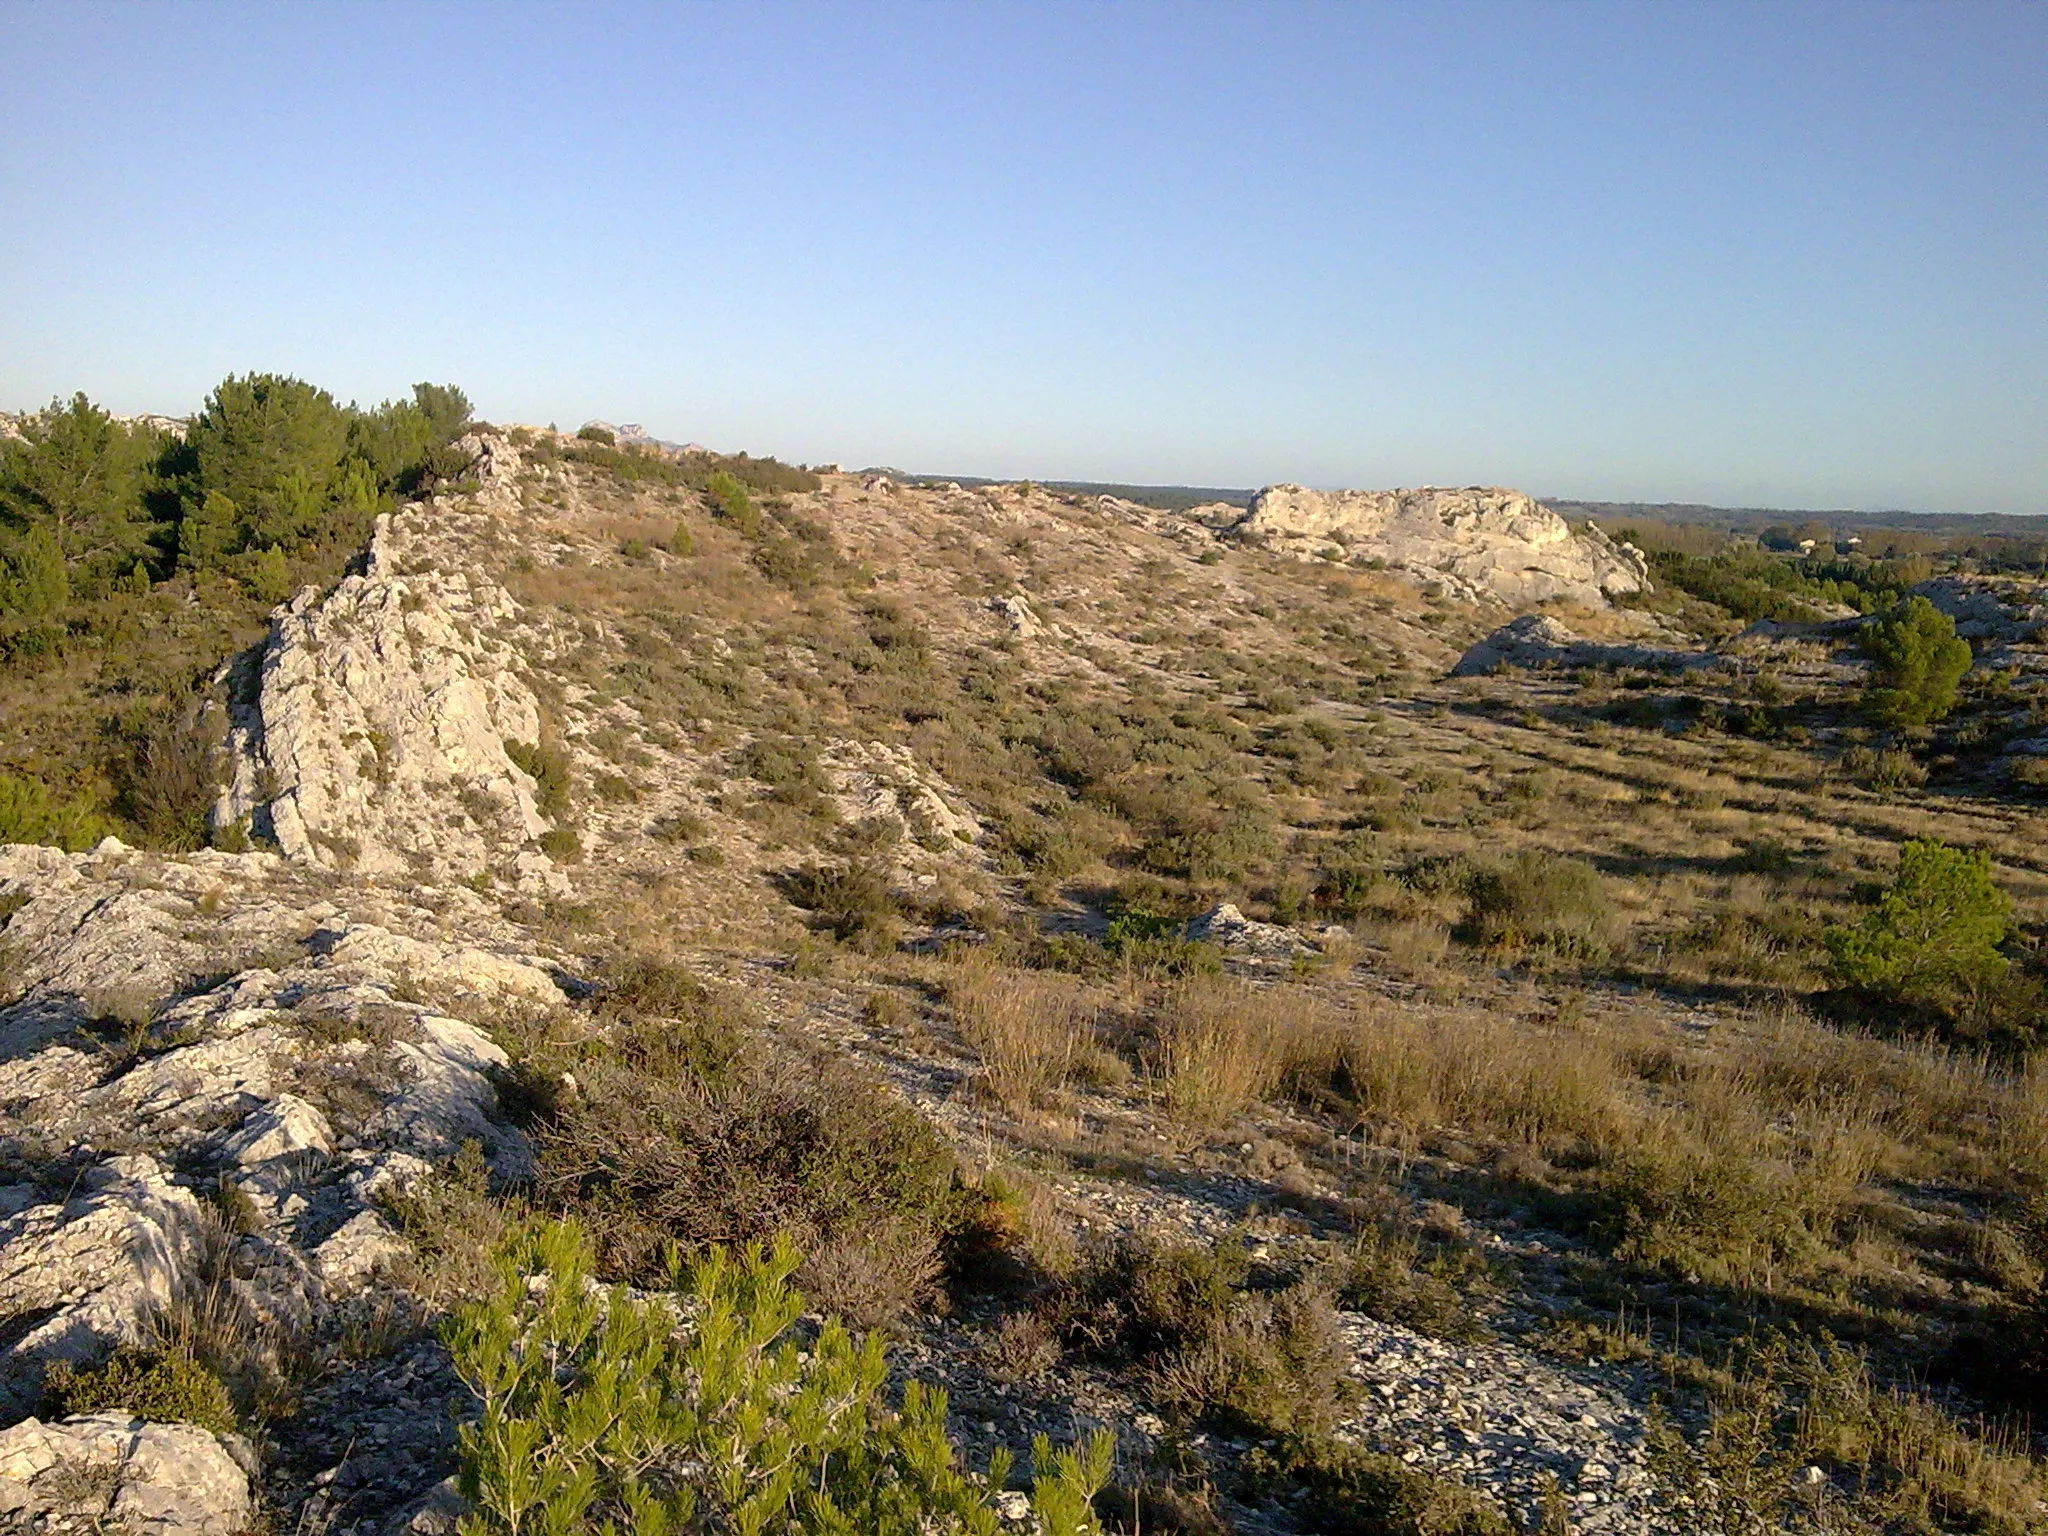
2;429;2047;1535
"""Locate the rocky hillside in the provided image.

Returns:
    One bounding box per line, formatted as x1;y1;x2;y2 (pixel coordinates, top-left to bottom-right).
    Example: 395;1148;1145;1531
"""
1;426;2046;1536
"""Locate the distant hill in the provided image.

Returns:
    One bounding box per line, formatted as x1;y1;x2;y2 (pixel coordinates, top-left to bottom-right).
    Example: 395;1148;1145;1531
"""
1550;498;2047;536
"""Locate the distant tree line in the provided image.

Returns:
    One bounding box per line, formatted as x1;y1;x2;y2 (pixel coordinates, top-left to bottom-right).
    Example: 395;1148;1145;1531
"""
0;375;474;629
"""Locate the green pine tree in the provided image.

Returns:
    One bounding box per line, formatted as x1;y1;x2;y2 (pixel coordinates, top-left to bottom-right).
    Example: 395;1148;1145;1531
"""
1861;596;1972;728
1825;838;2011;1012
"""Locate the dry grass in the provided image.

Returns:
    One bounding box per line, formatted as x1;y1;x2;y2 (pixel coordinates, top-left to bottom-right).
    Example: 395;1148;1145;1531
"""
947;959;1100;1111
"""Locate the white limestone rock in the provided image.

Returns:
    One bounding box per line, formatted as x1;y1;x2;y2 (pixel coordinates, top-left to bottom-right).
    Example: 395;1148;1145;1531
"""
0;1413;252;1536
1223;485;1649;608
215;500;554;886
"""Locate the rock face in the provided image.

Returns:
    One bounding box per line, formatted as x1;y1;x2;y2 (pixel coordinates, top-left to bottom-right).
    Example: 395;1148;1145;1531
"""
0;841;549;1407
0;1413;252;1536
1224;485;1648;608
1453;614;1721;677
216;444;558;887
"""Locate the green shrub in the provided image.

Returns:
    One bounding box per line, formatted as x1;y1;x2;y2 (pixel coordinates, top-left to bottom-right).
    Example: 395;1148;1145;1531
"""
707;469;760;538
44;1347;236;1436
0;770;114;851
446;1219;1113;1536
504;736;572;819
1825;838;2011;1013
1463;851;1617;962
1861;596;1971;728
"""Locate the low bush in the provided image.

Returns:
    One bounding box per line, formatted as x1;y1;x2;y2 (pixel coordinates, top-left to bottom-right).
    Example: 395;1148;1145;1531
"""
1463;851;1618;963
948;962;1098;1111
43;1347;237;1437
504;735;571;820
1261;1437;1512;1536
447;1219;1113;1536
518;992;964;1322
785;857;901;948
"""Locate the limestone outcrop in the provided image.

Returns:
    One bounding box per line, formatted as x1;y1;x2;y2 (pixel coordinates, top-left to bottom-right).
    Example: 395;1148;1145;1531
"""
216;446;558;888
0;1413;252;1535
0;842;551;1403
1223;485;1648;608
1453;613;1722;676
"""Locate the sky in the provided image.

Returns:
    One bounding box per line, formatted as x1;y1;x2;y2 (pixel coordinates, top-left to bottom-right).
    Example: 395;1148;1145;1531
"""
1;2;2042;513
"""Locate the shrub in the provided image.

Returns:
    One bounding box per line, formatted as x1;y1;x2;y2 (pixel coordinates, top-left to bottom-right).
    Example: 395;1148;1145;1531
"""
520;997;964;1319
504;735;571;819
1154;978;1319;1130
1265;1437;1512;1536
707;469;760;538
1825;838;2011;1014
446;1219;1113;1536
1463;851;1618;962
126;705;224;851
785;857;900;948
1860;596;1971;728
1046;1236;1351;1437
44;1347;237;1437
948;962;1097;1111
0;770;113;851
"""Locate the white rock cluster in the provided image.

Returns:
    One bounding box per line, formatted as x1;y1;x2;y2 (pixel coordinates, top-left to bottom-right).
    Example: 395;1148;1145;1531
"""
1225;485;1649;609
216;482;560;889
1336;1314;1667;1533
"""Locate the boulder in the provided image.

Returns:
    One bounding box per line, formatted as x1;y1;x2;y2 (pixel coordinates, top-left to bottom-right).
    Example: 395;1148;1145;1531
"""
1452;614;1721;676
0;1414;251;1536
0;1158;207;1373
1224;486;1648;608
1185;903;1311;959
215;506;554;886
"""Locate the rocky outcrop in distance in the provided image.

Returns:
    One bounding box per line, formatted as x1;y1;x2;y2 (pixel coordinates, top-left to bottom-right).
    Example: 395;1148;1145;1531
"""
1220;485;1649;609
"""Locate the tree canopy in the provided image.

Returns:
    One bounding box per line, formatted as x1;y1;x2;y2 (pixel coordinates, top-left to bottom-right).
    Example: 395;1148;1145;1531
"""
1861;595;1972;728
1824;838;2011;1013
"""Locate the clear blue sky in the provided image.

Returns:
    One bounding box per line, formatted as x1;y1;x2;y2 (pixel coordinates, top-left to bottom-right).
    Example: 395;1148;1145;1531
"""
2;2;2042;512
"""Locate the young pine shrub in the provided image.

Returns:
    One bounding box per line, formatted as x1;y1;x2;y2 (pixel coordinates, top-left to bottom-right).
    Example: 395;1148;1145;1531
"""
446;1220;1113;1536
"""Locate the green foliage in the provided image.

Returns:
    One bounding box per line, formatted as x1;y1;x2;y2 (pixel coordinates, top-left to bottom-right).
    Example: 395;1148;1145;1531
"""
0;394;168;595
246;545;292;604
707;470;761;538
44;1347;237;1437
182;373;353;554
0;770;114;851
1647;547;1892;623
446;1218;1110;1536
1860;596;1972;728
1825;838;2010;1012
0;524;69;620
504;737;572;820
